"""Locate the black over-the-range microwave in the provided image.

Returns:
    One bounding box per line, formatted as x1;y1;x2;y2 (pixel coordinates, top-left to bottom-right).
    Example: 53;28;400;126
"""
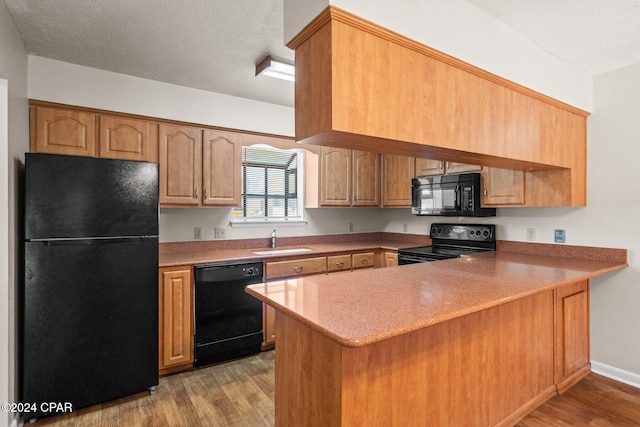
411;172;496;217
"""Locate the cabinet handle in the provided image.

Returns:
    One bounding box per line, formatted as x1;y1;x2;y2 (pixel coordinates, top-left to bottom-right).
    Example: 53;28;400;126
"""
203;188;208;200
360;259;369;265
445;161;450;169
335;262;344;267
194;187;199;199
483;188;488;198
293;266;303;273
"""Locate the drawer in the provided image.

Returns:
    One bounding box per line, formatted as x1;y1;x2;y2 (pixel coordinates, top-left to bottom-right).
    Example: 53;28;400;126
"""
327;254;352;273
265;256;327;280
352;252;375;269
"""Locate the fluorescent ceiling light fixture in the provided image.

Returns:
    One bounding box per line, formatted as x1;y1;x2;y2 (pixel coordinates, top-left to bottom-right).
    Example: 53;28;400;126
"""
255;55;295;82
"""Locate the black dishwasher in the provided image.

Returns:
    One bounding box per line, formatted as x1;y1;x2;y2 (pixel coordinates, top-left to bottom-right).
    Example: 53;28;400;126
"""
194;260;263;367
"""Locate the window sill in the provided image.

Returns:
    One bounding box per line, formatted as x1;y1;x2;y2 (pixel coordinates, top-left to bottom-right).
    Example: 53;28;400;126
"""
229;218;308;228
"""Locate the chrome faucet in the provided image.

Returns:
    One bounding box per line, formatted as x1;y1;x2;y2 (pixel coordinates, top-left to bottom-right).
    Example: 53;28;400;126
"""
271;229;277;248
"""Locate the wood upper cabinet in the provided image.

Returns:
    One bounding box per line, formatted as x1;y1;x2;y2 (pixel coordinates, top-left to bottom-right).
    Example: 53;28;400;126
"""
159;124;202;206
352;150;380;206
99;114;156;162
320;147;352;206
555;280;590;393
30;105;97;157
202;130;241;206
382;154;415;207
481;167;525;206
415;158;481;176
317;146;380;207
159;266;194;373
289;7;588;207
30;104;158;162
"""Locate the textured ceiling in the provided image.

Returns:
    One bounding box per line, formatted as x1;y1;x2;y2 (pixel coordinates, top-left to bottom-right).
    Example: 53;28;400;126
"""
4;0;295;107
4;0;640;108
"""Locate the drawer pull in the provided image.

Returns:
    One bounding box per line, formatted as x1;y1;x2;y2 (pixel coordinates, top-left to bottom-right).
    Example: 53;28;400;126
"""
360;259;369;264
335;262;344;267
293;266;303;273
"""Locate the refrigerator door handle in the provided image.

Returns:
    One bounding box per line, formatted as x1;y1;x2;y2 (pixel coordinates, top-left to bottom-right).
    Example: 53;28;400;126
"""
30;236;158;246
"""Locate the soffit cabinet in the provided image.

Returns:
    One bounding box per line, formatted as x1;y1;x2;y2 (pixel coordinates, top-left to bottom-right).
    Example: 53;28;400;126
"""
288;7;589;208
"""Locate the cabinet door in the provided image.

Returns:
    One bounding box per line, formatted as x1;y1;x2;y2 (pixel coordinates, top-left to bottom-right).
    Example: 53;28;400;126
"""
445;161;482;174
415;158;444;176
159;124;202;206
320;147;352;206
202;130;241;206
383;154;415;207
482;167;524;206
352;150;380;207
99;115;155;162
384;250;398;267
159;266;193;371
31;106;96;157
555;281;590;392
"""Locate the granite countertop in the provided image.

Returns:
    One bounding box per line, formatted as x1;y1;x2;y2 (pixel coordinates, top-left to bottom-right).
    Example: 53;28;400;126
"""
245;250;628;348
159;240;424;267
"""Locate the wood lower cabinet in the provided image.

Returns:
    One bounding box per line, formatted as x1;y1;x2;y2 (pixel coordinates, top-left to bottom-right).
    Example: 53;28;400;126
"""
555;280;590;393
328;254;352;273
158;266;194;374
482;167;525;206
30;105;97;157
384;250;398;267
352;252;375;269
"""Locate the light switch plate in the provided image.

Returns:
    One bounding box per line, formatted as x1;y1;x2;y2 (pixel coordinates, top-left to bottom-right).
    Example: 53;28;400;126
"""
554;229;565;243
214;227;226;239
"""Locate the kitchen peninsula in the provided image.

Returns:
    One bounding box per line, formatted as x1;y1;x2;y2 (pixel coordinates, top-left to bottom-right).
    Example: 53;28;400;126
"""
246;245;627;426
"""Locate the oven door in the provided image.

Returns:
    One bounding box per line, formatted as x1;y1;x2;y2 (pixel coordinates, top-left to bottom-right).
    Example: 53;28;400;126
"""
411;180;460;216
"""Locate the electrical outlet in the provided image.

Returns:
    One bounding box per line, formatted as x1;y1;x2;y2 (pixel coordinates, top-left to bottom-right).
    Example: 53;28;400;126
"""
526;228;536;241
554;229;565;243
214;227;226;239
349;223;354;232
194;227;202;240
403;223;408;233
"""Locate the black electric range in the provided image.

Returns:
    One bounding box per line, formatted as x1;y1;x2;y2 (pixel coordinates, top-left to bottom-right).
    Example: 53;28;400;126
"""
398;223;496;265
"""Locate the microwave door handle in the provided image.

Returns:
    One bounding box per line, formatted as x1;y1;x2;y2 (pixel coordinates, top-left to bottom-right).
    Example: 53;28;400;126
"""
455;185;461;210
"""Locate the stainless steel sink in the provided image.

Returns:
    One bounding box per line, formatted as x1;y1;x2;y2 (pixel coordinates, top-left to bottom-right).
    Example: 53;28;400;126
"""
253;248;313;255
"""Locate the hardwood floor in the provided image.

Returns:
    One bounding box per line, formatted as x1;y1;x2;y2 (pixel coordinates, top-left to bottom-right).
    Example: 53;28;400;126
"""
33;351;275;427
517;373;640;426
32;351;640;426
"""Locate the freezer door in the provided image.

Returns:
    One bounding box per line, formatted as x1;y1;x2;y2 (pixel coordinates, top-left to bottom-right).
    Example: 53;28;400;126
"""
25;153;158;239
21;237;158;418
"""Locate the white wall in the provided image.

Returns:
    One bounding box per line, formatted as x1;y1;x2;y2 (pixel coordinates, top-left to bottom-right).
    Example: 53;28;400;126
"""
284;0;593;111
28;56;294;137
0;3;30;427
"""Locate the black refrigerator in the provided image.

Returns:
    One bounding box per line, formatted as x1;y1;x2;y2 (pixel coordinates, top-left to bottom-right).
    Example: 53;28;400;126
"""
21;153;159;420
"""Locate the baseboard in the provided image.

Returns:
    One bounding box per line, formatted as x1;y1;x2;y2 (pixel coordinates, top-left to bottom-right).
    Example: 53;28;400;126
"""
591;361;640;389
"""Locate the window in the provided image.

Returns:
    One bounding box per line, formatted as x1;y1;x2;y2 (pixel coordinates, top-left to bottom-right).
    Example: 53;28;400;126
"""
235;145;304;222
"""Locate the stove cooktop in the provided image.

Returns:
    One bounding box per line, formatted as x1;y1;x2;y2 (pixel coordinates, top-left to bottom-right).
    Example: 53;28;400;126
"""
398;224;496;263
